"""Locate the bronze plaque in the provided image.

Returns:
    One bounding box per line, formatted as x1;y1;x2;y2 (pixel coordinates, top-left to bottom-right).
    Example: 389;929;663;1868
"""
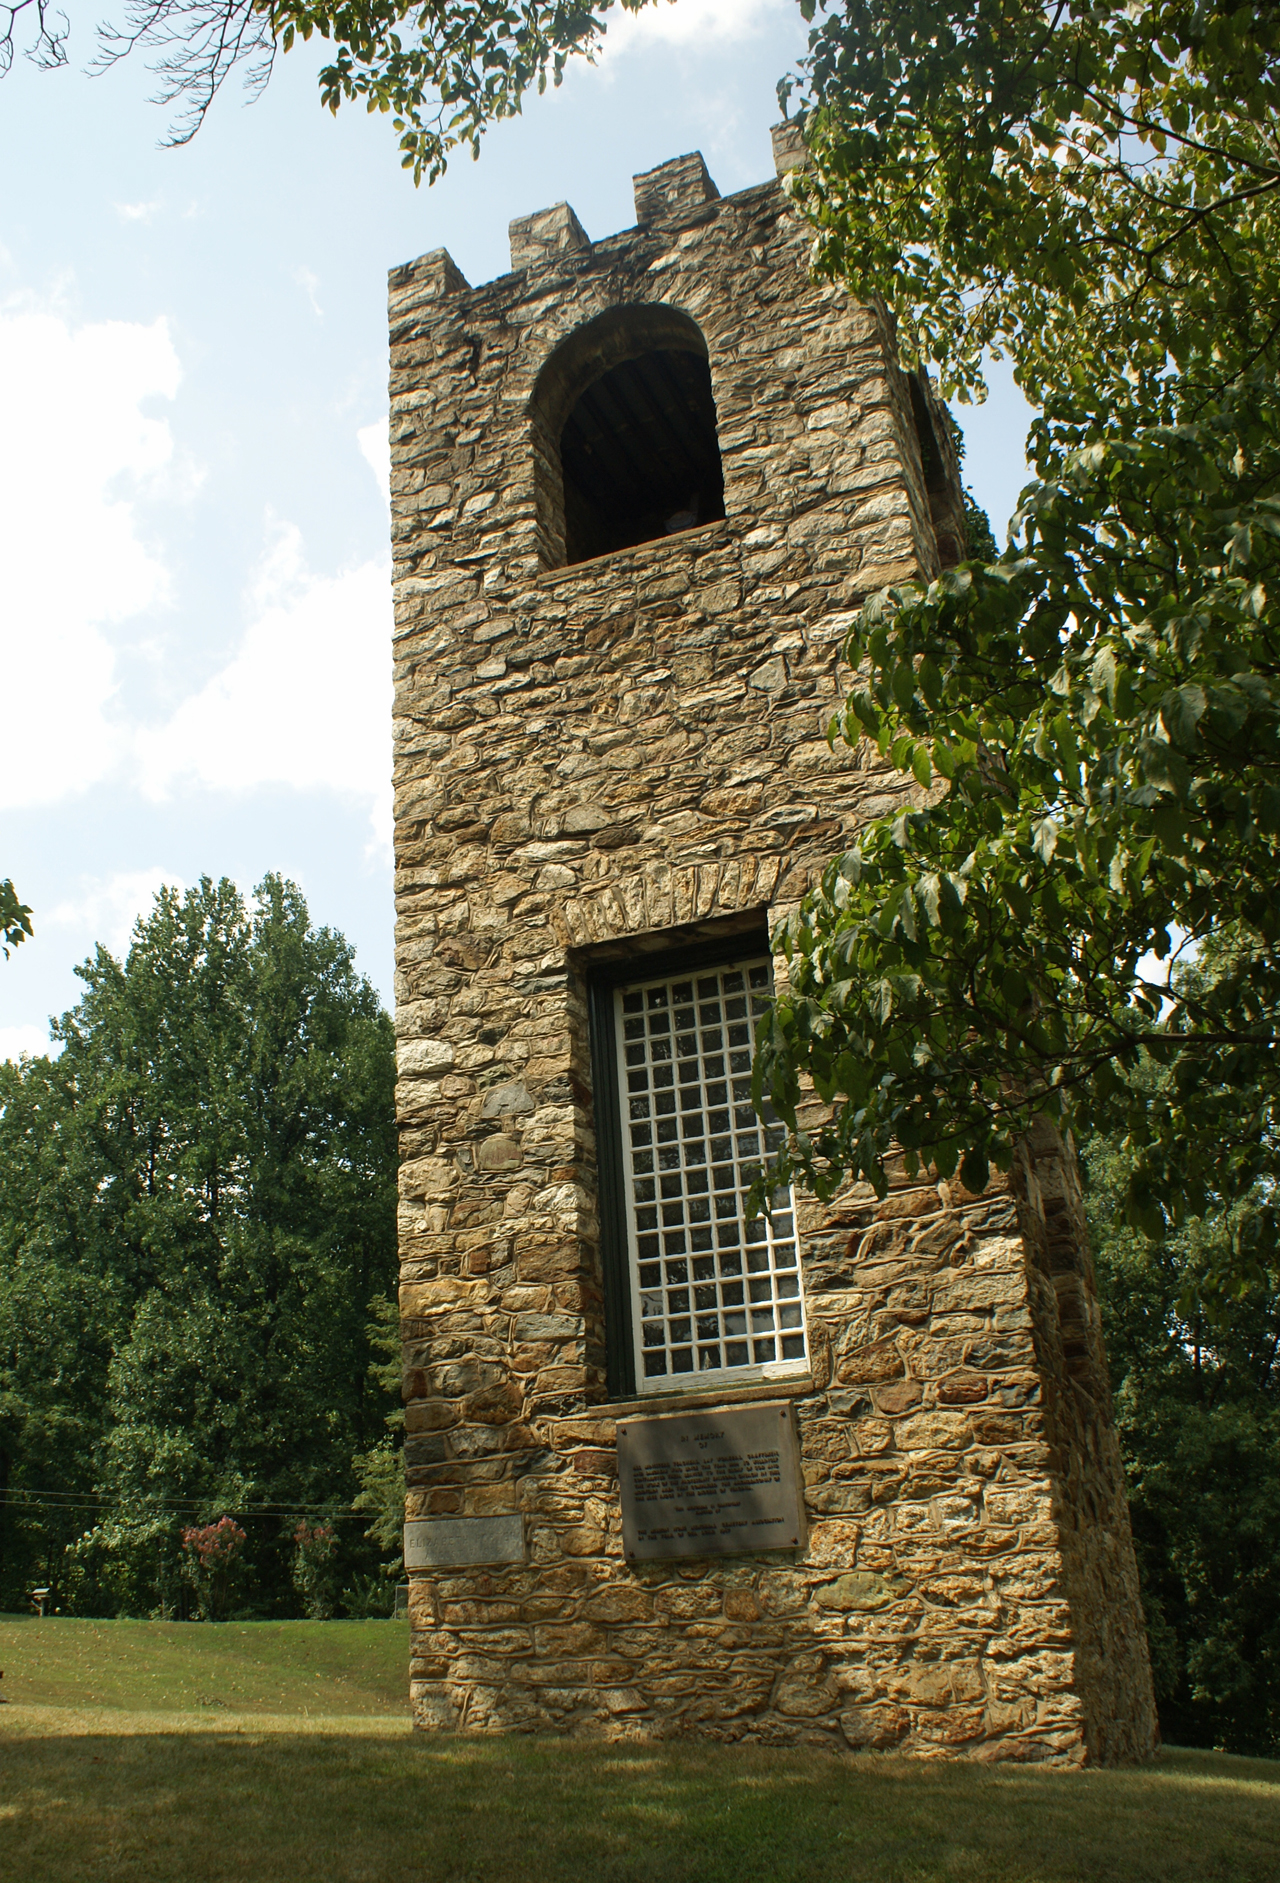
617;1401;807;1561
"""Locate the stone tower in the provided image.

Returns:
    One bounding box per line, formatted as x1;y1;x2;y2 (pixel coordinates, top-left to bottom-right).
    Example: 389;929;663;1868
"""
387;134;1158;1763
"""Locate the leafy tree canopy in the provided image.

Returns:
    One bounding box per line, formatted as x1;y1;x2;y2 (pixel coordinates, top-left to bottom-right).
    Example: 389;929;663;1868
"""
1086;1120;1280;1756
752;3;1280;1293
351;1290;406;1575
788;0;1280;419
0;874;398;1615
755;397;1280;1284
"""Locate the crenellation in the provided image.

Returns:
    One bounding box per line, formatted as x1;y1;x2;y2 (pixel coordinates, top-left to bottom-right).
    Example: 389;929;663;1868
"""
509;203;592;273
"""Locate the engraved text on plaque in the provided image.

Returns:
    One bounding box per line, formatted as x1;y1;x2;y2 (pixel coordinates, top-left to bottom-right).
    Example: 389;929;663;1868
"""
617;1402;807;1560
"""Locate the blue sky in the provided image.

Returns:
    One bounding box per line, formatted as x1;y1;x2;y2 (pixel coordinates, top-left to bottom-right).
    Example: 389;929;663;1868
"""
0;0;1033;1055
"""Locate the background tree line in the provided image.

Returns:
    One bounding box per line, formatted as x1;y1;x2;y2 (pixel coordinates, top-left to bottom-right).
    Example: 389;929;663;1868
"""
1088;1123;1280;1759
0;876;403;1619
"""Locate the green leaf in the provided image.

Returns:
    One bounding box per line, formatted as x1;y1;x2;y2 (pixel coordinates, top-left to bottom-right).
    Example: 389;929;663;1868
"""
917;654;943;707
1032;816;1059;864
1159;685;1207;748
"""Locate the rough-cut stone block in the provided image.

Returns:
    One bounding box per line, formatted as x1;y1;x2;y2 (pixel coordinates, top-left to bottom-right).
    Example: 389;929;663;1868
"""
771;119;810;176
815;1570;907;1612
509;202;591;272
398;1039;454;1076
633;151;720;226
391;248;470;316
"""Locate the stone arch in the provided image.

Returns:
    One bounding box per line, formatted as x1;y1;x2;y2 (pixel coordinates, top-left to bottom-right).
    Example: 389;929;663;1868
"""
529;303;725;570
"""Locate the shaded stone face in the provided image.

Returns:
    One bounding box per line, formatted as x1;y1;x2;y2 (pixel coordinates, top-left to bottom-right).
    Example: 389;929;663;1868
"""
388;144;1158;1763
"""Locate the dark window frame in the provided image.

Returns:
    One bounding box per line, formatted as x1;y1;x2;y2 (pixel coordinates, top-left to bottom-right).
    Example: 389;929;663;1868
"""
587;924;771;1399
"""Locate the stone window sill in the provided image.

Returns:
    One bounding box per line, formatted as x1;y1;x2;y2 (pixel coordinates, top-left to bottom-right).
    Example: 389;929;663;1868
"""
603;1375;815;1420
537;518;733;585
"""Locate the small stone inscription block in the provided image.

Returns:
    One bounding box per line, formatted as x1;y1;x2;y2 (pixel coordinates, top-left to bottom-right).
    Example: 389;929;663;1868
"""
618;1402;807;1561
403;1515;524;1570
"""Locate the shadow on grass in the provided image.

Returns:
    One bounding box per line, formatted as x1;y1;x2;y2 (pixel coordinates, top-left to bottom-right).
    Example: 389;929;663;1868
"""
1;1716;1278;1883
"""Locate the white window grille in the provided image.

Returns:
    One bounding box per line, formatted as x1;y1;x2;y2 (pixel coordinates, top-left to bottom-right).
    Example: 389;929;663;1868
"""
614;957;808;1392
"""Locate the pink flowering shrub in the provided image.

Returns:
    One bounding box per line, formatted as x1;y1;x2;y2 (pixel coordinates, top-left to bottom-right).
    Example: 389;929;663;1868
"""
181;1517;247;1620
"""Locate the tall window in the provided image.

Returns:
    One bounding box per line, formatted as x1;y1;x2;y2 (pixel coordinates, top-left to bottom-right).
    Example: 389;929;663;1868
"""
591;947;809;1397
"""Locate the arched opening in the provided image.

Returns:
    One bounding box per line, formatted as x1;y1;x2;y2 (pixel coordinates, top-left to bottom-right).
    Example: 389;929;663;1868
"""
559;348;724;564
908;372;948;498
908;369;965;568
531;305;725;569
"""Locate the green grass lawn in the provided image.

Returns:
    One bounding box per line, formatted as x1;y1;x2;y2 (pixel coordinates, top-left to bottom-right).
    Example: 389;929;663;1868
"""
0;1613;408;1716
0;1619;1276;1883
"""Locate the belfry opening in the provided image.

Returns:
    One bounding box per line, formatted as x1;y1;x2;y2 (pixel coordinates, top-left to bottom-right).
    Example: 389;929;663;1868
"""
531;303;726;569
560;347;724;564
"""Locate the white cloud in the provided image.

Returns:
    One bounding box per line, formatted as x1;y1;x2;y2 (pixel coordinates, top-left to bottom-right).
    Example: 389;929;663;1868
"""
0;313;389;849
47;866;184;958
0;1023;60;1063
0;308;181;810
136;524;392;846
599;0;785;56
358;418;391;510
295;266;323;318
116;200;162;223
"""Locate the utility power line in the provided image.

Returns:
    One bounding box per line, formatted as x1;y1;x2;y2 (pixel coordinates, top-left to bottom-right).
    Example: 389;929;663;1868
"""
0;1488;375;1522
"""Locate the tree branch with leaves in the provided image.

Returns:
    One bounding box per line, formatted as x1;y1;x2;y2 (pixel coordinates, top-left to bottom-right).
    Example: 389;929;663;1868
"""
785;0;1280;422
17;0;662;180
755;1;1280;1295
755;382;1280;1285
0;878;32;959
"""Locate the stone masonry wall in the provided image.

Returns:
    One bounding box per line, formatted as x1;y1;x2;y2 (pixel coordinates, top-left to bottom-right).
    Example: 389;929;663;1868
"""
1009;1123;1159;1764
389;141;1157;1762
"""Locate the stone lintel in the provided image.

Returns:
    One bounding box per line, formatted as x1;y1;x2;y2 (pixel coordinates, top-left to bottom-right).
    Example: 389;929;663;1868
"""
633;151;720;227
509;202;591;272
